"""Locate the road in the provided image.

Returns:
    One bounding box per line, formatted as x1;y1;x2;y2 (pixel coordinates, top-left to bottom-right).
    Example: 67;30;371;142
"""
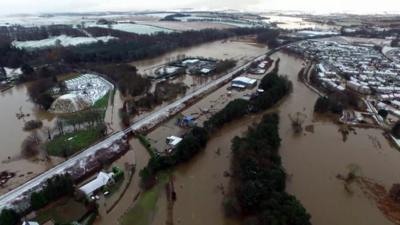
0;45;282;210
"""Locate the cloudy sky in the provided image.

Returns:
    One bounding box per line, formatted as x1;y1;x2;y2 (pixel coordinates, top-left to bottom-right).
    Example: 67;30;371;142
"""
0;0;399;15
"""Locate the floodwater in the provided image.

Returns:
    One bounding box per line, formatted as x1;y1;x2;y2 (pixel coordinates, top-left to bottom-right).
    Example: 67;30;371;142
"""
2;38;398;225
271;52;397;225
130;37;267;103
131;37;266;75
0;84;61;195
138;51;399;225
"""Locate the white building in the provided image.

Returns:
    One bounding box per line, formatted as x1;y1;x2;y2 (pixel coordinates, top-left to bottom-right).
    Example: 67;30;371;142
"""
79;172;114;197
166;136;183;148
231;76;257;89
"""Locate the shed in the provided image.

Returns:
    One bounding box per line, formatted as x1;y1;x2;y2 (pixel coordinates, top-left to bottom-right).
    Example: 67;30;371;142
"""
166;136;183;148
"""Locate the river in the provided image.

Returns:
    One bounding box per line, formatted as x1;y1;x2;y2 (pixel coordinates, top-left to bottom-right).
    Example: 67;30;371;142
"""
134;51;399;225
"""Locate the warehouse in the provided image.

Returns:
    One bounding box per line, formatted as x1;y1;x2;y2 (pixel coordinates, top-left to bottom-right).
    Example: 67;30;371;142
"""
231;76;257;89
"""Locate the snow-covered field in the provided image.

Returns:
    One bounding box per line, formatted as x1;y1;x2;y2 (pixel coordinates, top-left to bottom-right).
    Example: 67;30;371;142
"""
88;23;172;34
12;35;117;50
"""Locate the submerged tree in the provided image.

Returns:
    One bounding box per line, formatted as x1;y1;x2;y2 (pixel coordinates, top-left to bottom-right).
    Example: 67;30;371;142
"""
289;112;307;134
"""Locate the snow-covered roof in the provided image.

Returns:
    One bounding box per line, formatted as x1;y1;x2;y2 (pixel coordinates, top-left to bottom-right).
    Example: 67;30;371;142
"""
79;172;114;196
232;76;257;85
166;136;182;147
200;68;212;74
182;59;200;65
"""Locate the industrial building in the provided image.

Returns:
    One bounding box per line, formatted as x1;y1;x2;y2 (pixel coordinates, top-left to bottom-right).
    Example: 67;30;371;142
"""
231;76;257;89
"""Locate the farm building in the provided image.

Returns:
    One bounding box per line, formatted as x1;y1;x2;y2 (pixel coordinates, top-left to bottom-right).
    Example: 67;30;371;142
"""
78;171;114;197
231;76;257;89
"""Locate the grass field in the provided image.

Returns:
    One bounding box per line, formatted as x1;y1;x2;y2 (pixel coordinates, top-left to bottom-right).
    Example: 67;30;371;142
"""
93;91;111;109
120;173;170;225
46;127;104;157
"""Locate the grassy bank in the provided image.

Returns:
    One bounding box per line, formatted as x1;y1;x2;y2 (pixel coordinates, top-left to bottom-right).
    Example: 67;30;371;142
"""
120;172;170;225
137;134;157;158
46;127;105;157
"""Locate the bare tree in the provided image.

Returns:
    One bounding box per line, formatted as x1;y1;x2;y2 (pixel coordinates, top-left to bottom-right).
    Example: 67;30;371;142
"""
289;112;307;134
21;133;42;158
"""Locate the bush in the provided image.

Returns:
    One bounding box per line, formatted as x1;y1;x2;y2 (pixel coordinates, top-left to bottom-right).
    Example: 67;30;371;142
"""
314;96;343;114
21;133;41;158
204;99;249;130
378;109;388;119
392;121;400;139
139;126;209;187
23;120;43;131
30;174;75;210
0;209;20;225
112;166;125;182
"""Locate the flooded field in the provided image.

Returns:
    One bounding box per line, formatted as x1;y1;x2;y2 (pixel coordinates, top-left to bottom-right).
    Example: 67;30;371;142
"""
132;37;266;75
128;51;400;225
0;84;63;194
274;51;398;225
2;37;399;225
0;38;266;200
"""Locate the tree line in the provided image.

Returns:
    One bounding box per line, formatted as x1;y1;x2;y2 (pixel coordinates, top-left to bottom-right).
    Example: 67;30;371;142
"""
0;174;75;225
36;27;279;65
224;113;311;225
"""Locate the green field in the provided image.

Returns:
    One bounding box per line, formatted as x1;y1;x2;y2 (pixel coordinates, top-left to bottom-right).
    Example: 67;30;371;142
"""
120;173;170;225
46;127;104;157
93;91;111;109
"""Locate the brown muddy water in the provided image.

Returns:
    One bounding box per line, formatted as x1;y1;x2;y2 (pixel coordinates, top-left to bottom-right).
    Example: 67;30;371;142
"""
131;51;399;225
0;84;63;195
2;42;398;225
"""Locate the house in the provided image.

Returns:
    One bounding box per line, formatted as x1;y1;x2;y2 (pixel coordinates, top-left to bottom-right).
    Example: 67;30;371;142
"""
231;76;257;89
79;171;114;197
166;136;182;148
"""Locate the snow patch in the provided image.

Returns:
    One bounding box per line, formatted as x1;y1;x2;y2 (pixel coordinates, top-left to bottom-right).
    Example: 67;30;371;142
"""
12;35;117;50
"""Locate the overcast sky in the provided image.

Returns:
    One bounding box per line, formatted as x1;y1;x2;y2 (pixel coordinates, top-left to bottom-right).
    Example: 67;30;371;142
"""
0;0;399;15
